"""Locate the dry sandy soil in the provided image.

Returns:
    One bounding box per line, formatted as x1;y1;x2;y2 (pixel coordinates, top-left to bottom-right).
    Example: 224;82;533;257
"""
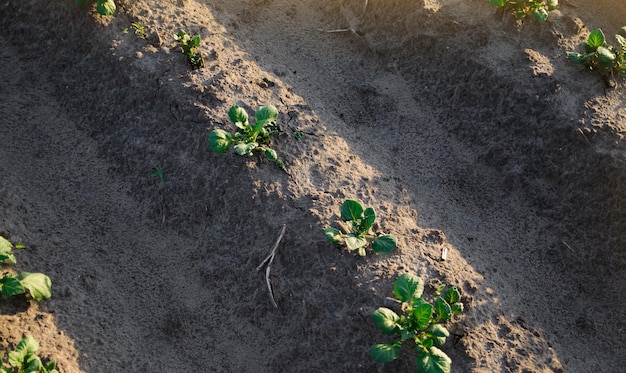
1;0;626;372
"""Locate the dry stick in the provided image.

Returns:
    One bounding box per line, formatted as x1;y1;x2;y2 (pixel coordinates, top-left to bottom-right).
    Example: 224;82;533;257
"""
257;224;287;309
319;3;377;54
577;128;591;145
562;240;575;254
319;27;377;54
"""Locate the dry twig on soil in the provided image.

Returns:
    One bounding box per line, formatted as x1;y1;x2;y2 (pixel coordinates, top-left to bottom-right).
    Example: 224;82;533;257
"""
257;224;286;309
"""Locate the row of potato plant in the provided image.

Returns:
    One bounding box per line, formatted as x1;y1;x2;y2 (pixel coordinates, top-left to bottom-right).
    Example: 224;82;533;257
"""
1;237;57;372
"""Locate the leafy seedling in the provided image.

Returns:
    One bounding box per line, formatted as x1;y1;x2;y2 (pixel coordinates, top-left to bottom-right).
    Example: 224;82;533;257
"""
151;165;164;180
371;273;464;373
488;0;558;23
124;23;147;37
1;335;58;373
324;199;397;256
293;131;304;140
568;27;626;84
75;0;116;16
0;237;52;301
174;29;204;70
208;104;283;167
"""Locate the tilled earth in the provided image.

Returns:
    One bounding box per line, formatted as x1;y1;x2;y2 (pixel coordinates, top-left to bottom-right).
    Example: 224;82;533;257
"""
1;0;626;372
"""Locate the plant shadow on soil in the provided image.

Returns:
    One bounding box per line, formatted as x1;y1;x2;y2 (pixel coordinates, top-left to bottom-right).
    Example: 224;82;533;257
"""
2;0;626;372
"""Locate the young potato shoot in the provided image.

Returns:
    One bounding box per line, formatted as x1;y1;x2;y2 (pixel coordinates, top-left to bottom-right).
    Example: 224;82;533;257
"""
208;104;283;167
371;273;464;373
325;199;397;256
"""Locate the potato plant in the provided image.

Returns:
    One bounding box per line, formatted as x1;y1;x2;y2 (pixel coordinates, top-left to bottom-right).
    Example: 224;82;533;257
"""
568;27;626;82
371;274;464;373
174;30;205;70
488;0;558;23
123;23;147;37
75;0;116;16
324;200;397;256
1;336;58;373
208;104;283;167
0;237;52;301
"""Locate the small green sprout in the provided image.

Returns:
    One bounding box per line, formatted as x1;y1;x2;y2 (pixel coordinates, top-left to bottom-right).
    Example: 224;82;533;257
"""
488;0;558;23
0;237;52;301
324;199;397;256
174;29;204;70
124;23;147;37
151;165;164;180
1;336;58;373
208;104;283;167
568;27;626;82
371;273;464;373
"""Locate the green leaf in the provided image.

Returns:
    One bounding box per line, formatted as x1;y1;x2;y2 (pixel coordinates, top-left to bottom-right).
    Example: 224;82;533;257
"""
372;235;397;253
208;129;233;154
547;0;558;11
7;337;41;370
344;234;367;254
393;273;424;302
421;337;434;350
581;42;595;54
189;54;204;69
615;34;626;48
428;324;450;347
588;29;606;48
488;0;506;8
400;328;415;341
43;360;58;373
95;0;116;16
20;272;52;301
228;105;249;126
234;142;258;156
531;8;548;23
567;52;585;64
372;307;402;334
416;346;452;373
370;343;400;363
22;355;43;372
0;236;16;264
412;302;433;330
434;297;452;322
252;119;269;133
597;46;616;69
8;349;26;368
175;30;189;43
340;200;363;222
192;35;201;48
1;274;25;297
255;105;278;123
443;287;461;305
451;302;464;315
361;207;376;232
17;336;39;355
324;227;344;244
619;26;626;39
263;148;278;162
